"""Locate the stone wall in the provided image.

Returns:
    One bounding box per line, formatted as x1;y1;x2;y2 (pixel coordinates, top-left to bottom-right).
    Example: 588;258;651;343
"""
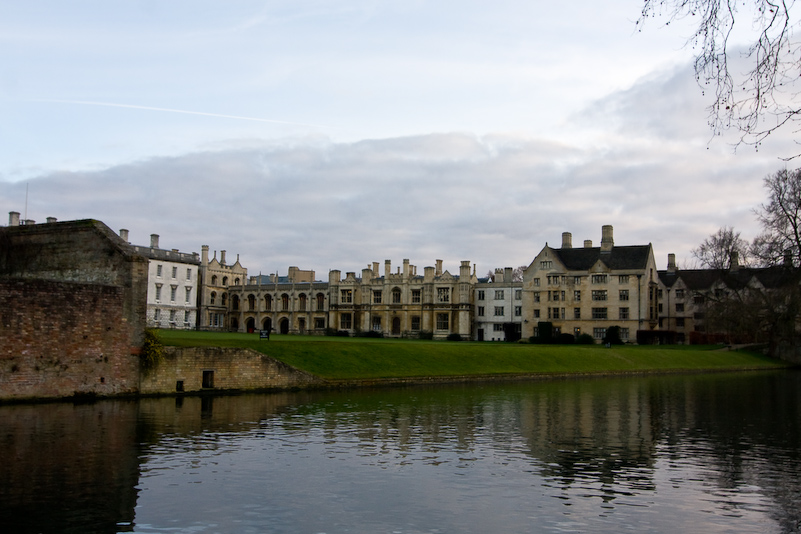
0;279;141;400
139;347;324;395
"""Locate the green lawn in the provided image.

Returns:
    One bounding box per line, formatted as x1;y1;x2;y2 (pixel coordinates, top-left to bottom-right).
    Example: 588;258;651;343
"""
155;330;791;380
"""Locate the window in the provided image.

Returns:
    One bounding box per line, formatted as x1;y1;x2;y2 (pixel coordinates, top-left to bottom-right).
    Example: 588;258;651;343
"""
534;292;540;303
619;275;629;283
154;309;161;320
620;328;630;340
549;307;560;319
185;288;192;303
202;370;214;388
315;318;325;329
155;284;162;301
392;288;401;304
552;291;560;301
222;276;228;286
658;303;663;313
494;306;505;316
436;313;449;330
411;316;421;331
619;307;629;320
495;290;504;300
676;289;685;299
676;303;684;313
493;324;504;332
574;276;582;285
593;327;607;339
299;294;307;311
232;295;239;310
169;310;176;322
234;278;240;285
221;293;227;306
592;290;607;301
412;290;421;303
211;275;218;285
658;289;663;299
170;286;177;302
534;309;541;318
341;289;353;304
515;289;522;300
592;307;608;319
540;261;552;269
619;290;629;301
437;288;450;303
574;327;581;336
372;316;381;331
574;290;581;301
373;290;382;304
574;308;581;319
210;291;216;305
676;317;685;327
317;293;325;311
547;275;561;285
478;306;485;317
341;313;352;329
591;274;607;284
187;268;192;280
694;295;705;305
265;294;272;311
184;310;190;323
281;294;289;311
172;266;178;278
478;290;485;300
533;278;540;287
156;264;162;277
514;306;522;317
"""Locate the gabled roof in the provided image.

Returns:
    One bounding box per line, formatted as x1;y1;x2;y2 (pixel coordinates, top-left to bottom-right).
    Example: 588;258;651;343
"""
658;266;795;292
551;245;652;272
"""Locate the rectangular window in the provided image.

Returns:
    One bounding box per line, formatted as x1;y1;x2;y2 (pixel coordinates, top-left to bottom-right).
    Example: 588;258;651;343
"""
478;306;485;316
552;307;560;319
658;289;664;299
534;309;541;318
592;307;608;319
533;278;540;287
676;317;685;327
619;275;629;283
514;306;522;317
184;310;190;323
574;307;581;319
341;289;352;304
155;284;162;301
620;327;630;340
547;275;561;285
186;268;192;280
437;288;450;303
591;274;608;284
493;324;504;332
154;308;161;320
534;292;540;303
436;313;449;330
170;286;177;302
574;276;582;285
676;303;684;312
619;307;629;320
372;316;381;331
676;289;685;299
619;289;629;301
156;264;162;277
540;261;552;269
494;306;505;316
592;290;607;301
392;290;401;304
478;290;485;300
169;310;176;322
694;295;705;305
495;290;504;300
373;290;382;304
172;266;178;279
315;318;325;329
552;291;560;301
574;327;581;336
411;316;421;331
412;290;421;303
593;327;607;339
185;288;191;303
574;290;581;301
202;370;214;388
515;289;522;300
340;313;352;329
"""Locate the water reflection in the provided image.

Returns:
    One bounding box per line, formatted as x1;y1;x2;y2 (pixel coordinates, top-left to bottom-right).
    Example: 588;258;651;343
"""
1;371;800;533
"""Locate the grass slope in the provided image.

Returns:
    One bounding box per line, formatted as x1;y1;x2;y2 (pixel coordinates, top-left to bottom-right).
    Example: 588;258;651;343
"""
156;330;789;380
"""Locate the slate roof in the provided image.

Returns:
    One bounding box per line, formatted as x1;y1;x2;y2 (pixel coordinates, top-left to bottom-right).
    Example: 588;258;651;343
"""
658;266;795;291
551;245;652;271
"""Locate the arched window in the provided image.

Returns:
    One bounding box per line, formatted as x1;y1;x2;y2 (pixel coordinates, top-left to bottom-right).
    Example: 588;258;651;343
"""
316;293;325;311
211;275;218;285
210;291;216;305
232;295;240;311
221;293;227;306
222;276;228;286
299;294;307;311
247;294;255;311
281;293;289;311
235;278;240;285
265;294;272;311
392;287;401;304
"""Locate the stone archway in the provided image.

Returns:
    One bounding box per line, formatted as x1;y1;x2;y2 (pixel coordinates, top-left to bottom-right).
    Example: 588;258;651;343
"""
279;318;290;334
246;317;255;333
262;317;272;332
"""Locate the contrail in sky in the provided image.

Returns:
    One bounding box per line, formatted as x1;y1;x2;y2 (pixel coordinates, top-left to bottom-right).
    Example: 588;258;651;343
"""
34;99;336;129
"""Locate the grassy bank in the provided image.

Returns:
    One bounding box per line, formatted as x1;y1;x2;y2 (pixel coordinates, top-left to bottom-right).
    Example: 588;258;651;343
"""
156;330;791;380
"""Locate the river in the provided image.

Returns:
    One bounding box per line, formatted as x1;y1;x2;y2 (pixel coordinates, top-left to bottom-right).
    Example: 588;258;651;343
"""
1;370;800;533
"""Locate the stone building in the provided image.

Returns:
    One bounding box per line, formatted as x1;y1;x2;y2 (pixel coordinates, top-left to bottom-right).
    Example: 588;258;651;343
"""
126;232;200;330
474;267;523;341
198;245;248;330
522;226;659;342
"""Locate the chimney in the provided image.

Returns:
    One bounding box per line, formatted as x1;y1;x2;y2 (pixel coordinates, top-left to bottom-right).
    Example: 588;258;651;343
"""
667;253;676;274
201;245;209;265
372;262;379;276
584;240;593;248
403;259;410;278
120;229;129;242
730;251;740;271
8;212;20;226
220;250;227;265
23;220;35;225
504;267;513;283
600;225;614;252
46;217;57;223
561;232;572;249
436;259;443;276
150;234;160;249
385;260;391;278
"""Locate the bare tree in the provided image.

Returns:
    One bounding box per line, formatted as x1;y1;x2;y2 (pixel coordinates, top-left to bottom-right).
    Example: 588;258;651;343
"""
751;167;801;266
638;0;799;155
692;226;750;269
513;265;526;282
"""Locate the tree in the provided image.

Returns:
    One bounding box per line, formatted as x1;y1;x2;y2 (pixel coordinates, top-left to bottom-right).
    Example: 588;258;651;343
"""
638;1;799;155
513;265;526;282
751;168;801;266
692;226;750;269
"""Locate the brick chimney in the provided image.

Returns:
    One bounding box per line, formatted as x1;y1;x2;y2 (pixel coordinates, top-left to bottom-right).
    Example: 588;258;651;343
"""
600;225;614;252
561;232;572;249
119;229;129;242
150;234;159;249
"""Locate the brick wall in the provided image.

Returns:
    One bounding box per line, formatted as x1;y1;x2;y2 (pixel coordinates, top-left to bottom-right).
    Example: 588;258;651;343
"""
139;347;323;394
0;279;141;400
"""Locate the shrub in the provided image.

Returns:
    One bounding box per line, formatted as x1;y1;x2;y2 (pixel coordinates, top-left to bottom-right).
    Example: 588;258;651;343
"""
576;333;595;344
603;326;624;345
555;333;575;344
446;333;463;342
335;330;351;337
356;331;384;338
140;328;164;372
418;330;434;340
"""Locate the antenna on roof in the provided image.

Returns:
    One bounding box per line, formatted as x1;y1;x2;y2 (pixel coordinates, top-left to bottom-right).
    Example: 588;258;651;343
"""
24;182;29;221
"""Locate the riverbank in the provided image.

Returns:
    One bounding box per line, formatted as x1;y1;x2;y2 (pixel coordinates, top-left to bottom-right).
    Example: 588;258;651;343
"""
158;330;791;380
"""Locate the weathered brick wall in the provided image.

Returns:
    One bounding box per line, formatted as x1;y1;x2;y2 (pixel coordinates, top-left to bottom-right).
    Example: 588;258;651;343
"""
0;279;141;400
139;347;324;394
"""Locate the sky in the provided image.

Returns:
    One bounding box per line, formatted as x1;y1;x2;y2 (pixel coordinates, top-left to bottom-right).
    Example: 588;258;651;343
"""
2;0;799;279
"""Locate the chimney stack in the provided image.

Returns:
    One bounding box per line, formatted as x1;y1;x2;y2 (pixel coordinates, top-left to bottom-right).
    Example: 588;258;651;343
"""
436;259;443;276
730;251;740;271
561;232;572;249
8;212;20;226
150;234;160;249
120;229;129;242
584;240;593;248
667;253;676;273
46;217;57;223
600;225;614;252
220;250;227;265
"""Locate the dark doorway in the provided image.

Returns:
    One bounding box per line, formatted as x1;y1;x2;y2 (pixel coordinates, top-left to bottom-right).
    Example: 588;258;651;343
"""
392;317;401;335
478;328;484;341
202;370;214;388
279;318;289;334
246;317;255;333
263;317;272;331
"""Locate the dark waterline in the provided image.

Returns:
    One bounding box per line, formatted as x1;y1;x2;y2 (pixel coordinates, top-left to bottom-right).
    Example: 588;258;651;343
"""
1;370;800;533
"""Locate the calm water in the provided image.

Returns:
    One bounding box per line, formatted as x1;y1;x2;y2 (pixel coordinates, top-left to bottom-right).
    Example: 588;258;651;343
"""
1;371;800;533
